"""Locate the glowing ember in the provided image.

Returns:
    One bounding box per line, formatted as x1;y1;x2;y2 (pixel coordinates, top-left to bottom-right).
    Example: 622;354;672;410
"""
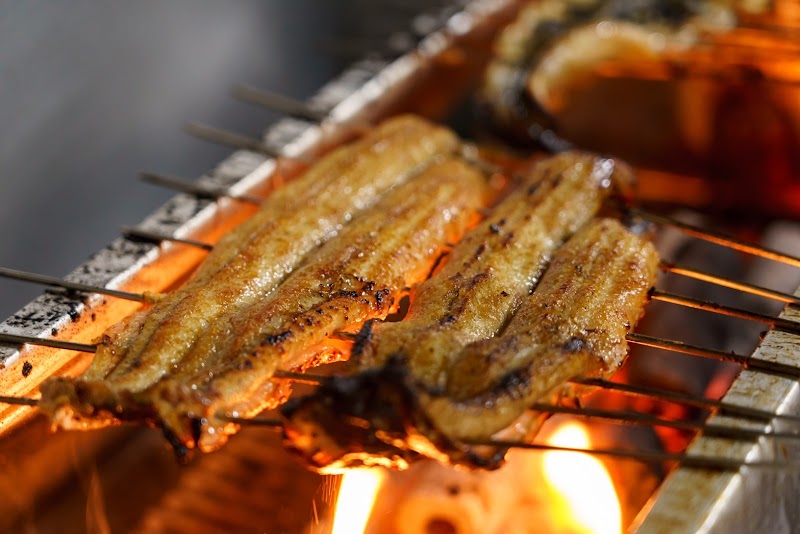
330;469;385;534
542;422;622;534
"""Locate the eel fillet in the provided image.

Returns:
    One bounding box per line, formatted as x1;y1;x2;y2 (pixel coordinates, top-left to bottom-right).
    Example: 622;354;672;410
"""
160;158;488;452
281;155;655;471
355;150;633;391
90;114;458;390
423;217;659;442
39;115;465;443
282;218;657;470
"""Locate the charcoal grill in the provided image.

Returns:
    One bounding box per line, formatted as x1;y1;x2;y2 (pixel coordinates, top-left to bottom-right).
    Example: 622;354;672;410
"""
1;1;800;532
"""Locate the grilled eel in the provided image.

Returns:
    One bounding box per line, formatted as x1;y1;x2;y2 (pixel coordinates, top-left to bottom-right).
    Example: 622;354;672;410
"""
427;217;658;442
282;218;657;471
281;156;654;472
354;151;633;391
41;158;487;453
480;0;741;146
158;159;488;452
41;129;486;448
73;114;458;389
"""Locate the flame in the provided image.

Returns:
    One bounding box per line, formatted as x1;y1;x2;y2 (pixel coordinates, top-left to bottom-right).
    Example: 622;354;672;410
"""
542;422;622;534
330;469;385;534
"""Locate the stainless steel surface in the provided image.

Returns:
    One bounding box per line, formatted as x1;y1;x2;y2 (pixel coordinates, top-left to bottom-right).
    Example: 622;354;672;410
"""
636;290;800;533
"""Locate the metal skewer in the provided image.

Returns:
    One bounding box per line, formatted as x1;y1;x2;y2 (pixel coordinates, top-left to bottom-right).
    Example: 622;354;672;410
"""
635;209;800;268
183;122;281;157
4;366;795;431
232;84;328;123
0;371;327;408
140;171;261;205
4;328;800;383
0;395;38;407
121;227;214;251
530;403;800;442
224;408;800;445
626;332;800;379
473;439;799;472
215;413;800;471
649;289;800;335
0;332;335;383
0;331;329;379
660;262;800;306
272;370;328;385
1;384;796;449
0;332;97;353
217;414;284;428
0;385;793;448
0;267;148;303
573;377;800;426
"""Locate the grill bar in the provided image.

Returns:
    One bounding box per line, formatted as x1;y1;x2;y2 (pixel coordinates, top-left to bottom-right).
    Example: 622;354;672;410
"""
660;262;800;305
121;227;214;251
627;332;800;379
140;172;262;205
183;122;281;157
232;84;328;123
635;209;800;268
0;267;148;303
649;289;800;335
572;377;800;426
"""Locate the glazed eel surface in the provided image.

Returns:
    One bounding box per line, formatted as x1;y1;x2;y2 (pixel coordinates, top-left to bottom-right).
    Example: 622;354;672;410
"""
281;153;657;471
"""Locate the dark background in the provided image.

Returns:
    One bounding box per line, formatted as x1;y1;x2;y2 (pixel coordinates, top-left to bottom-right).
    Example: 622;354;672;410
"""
0;1;432;319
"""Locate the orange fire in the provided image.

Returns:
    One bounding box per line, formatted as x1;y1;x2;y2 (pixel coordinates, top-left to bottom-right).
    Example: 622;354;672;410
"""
542;421;622;534
330;469;385;534
327;423;622;534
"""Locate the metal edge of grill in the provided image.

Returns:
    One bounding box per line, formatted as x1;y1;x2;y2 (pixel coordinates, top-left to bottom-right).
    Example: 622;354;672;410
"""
636;297;800;533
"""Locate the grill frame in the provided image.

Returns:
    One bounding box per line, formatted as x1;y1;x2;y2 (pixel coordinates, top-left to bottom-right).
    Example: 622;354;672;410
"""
635;296;800;533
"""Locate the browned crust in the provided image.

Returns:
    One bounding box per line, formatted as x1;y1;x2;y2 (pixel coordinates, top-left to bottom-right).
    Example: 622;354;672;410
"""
76;115;459;389
423;218;659;441
354;151;633;390
281;155;656;471
41;155;489;454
